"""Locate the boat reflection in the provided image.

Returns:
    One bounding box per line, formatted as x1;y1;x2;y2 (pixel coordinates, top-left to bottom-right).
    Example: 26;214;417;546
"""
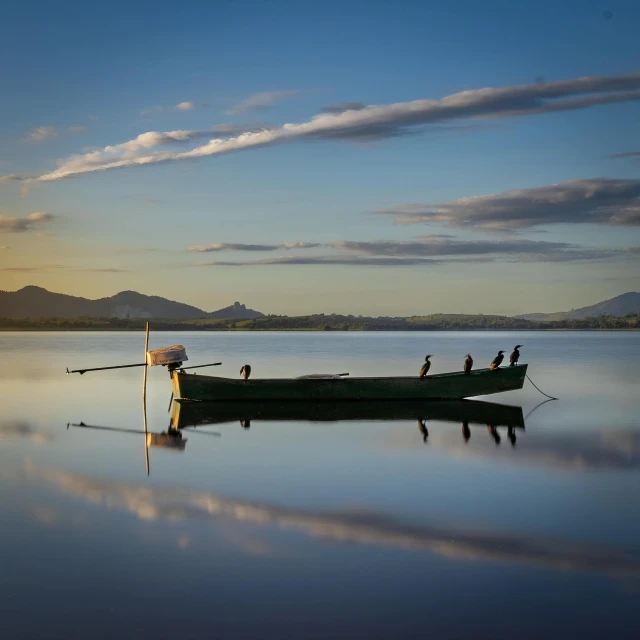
171;398;525;446
68;421;188;451
171;398;524;430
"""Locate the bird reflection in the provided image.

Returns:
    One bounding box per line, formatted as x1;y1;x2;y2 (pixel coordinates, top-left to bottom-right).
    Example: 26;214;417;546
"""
462;421;471;443
488;425;501;445
417;419;429;442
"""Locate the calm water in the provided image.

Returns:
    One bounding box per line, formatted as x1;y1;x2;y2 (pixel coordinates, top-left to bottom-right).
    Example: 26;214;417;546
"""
1;331;639;639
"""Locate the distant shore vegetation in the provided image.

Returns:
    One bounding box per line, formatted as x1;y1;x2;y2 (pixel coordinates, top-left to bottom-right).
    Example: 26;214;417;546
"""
1;313;639;331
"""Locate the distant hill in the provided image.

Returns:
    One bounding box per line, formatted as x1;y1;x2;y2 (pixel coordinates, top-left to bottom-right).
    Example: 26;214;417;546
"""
517;292;640;321
0;286;264;320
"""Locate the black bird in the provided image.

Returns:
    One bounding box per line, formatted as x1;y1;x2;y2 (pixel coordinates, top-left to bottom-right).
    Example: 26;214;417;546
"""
240;364;252;380
418;419;429;442
509;345;523;366
463;353;473;375
419;355;432;379
462;421;471;443
489;350;505;370
488;425;501;445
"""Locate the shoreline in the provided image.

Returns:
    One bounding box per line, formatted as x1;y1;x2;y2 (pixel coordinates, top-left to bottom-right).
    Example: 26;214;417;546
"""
1;327;638;333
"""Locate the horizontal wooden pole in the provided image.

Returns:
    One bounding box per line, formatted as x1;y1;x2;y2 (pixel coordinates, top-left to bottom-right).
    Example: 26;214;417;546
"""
66;363;146;375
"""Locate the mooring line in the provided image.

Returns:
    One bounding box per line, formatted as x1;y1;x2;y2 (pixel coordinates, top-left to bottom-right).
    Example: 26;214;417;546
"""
526;372;558;400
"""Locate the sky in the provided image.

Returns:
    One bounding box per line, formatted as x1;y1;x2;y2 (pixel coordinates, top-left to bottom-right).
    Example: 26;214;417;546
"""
1;0;639;316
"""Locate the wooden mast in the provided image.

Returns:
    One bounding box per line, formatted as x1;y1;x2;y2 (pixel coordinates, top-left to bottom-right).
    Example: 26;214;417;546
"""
143;322;150;475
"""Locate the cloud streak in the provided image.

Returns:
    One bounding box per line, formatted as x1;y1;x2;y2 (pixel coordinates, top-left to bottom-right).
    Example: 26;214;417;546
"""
9;72;640;183
188;241;323;252
188;237;625;266
28;126;57;142
373;178;640;230
26;463;640;577
0;212;54;233
226;90;301;115
609;151;640;159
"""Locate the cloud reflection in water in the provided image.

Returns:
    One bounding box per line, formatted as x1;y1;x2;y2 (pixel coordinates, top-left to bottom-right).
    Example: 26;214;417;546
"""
25;462;640;578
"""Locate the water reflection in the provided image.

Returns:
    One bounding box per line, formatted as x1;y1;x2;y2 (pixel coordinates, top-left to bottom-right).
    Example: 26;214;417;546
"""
67;399;527;474
170;398;526;429
23;460;640;578
0;420;52;444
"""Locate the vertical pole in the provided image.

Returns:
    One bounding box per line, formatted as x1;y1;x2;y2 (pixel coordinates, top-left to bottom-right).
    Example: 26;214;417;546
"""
143;322;150;475
143;321;150;408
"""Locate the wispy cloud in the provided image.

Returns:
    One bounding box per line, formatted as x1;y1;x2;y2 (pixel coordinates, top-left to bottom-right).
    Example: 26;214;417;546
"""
28;126;57;142
68;125;86;134
140;105;163;117
0;174;23;183
225;90;301;115
333;238;576;257
175;101;195;111
0;264;129;273
188;237;622;265
0;212;54;233
10;72;640;183
26;463;640;577
609;150;640;160
372;178;640;230
194;256;456;267
320;102;367;114
188;241;322;252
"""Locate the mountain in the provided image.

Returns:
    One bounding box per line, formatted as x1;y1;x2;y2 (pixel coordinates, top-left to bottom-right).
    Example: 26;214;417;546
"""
0;286;264;320
517;292;640;321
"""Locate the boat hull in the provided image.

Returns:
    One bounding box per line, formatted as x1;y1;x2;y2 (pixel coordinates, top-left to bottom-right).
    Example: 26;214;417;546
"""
172;364;527;402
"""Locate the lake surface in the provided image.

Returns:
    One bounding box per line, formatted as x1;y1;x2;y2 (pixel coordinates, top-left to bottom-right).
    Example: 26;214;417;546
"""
1;331;639;639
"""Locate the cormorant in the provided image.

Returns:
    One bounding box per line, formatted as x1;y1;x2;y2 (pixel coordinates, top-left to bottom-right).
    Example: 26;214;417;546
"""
240;364;252;380
489;350;505;370
418;419;429;442
419;355;432;379
463;353;473;375
509;345;523;366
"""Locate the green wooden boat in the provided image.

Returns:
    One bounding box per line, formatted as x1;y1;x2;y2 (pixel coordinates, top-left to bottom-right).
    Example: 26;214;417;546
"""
171;364;527;403
171;398;524;429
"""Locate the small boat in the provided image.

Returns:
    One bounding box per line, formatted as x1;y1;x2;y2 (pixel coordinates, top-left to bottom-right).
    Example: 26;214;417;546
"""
171;365;528;403
171;398;524;429
66;325;528;403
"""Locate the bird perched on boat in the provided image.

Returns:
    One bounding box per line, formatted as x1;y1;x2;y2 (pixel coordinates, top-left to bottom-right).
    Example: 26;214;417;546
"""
419;355;432;379
463;353;473;375
489;351;505;370
240;364;252;380
509;345;523;366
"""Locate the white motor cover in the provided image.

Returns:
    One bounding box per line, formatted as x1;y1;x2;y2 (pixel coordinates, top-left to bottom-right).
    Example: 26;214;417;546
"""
146;344;188;366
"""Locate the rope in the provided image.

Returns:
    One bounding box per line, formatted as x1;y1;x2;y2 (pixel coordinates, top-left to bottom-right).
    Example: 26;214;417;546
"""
524;398;556;421
526;373;558;400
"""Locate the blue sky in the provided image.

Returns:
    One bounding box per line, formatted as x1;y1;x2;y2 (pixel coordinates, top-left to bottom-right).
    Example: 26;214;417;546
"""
1;0;639;315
